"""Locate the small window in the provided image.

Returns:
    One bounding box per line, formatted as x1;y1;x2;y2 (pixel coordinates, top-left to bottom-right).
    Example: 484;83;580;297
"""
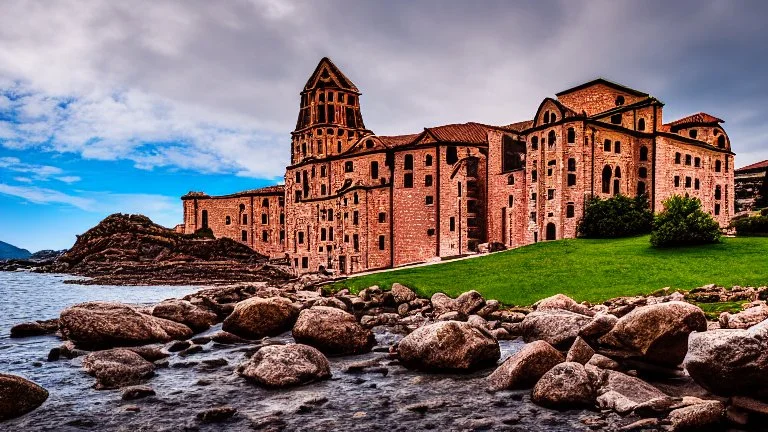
353;211;359;225
298;232;304;244
345;161;354;172
689;129;698;139
404;154;413;170
602;165;612;194
328;227;334;241
685;177;692;188
547;189;555;200
638;118;646;131
353;234;359;252
425;155;433;166
507;175;514;185
261;213;268;224
548;130;556;146
567;173;576;186
321;184;326;195
614;141;621;153
365;139;373;149
379;212;386;223
611;113;622;124
674;176;680;187
637;181;646;196
715;160;722;172
450;217;456;231
295;172;301;182
568;158;576;172
715;185;722;200
446;146;458;164
239;203;246;211
531;136;538;150
694;157;701;168
685;154;692;166
639;167;647;178
262;231;268;242
614;167;621;178
531;170;538;182
295;191;301;203
242;214;248;225
225;216;231;225
280;213;285;224
370;161;379;179
242;230;247;242
715;204;721;216
280;230;285;241
321;228;327;241
695;178;700;190
543;111;550;124
458;182;462;197
427;228;435;236
640;146;648;161
567;128;575;144
566;203;575;218
425;175;433;187
328;210;333;221
353;192;359;204
404;173;413;188
321;166;327;177
532;192;537;201
717;135;725;148
301;257;308;269
508;195;514;207
530;212;537;222
262;198;269;208
675;153;681;164
378;235;385;250
604;139;611;152
425;196;434;205
337;142;342;153
550;113;557;122
615;95;625;106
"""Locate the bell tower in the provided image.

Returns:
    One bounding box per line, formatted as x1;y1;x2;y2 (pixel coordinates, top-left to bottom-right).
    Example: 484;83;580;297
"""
291;57;370;164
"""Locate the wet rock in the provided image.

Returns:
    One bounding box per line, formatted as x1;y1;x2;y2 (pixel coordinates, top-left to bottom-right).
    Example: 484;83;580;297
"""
403;399;446;413
237;344;331;388
178;344;203;357
360;313;401;328
487;340;564;391
455;290;485;315
191;336;212;345
633;396;686;418
535;294;595;317
121;385;155;400
532;362;595;409
152;299;218;332
685;325;768;398
730;395;768;416
594;369;666;414
167;340;191;352
520;310;592;349
619;418;660;431
196;405;237;423
598;301;706;366
719;302;768;329
578;313;618;339
81;348;155;389
398;321;500;372
201;358;228;368
0;374;49;421
126;345;168;362
397;303;410;316
10;319;59;338
222;296;298;340
59;301;193;349
668;400;724;431
292;306;375;355
566;337;595;364
430;292;456;316
390;283;417;304
210;330;248;345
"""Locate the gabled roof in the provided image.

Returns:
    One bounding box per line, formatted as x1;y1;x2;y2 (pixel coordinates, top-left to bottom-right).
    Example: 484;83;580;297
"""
422;122;491;144
378;133;420;148
736;160;768;173
503;120;534;132
665;112;724;128
303;57;359;93
555;78;649;98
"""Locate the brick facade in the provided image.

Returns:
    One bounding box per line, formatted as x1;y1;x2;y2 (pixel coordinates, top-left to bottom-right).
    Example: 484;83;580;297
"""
182;61;736;275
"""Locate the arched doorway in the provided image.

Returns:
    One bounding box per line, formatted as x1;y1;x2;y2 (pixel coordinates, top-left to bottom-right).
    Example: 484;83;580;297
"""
546;223;556;241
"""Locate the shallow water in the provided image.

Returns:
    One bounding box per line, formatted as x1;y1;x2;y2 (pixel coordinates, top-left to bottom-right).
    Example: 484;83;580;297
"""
0;272;609;431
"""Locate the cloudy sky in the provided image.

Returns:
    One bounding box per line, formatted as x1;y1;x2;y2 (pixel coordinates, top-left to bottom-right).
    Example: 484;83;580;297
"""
1;0;767;251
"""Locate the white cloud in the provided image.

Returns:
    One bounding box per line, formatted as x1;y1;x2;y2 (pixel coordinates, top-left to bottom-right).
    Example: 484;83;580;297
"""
0;156;82;183
12;176;32;183
56;176;81;184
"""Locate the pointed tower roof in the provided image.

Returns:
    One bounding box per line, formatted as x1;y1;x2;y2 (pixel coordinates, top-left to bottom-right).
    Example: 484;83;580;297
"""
303;57;360;94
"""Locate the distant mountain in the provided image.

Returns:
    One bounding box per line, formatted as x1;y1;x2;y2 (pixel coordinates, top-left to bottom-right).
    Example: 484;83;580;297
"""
0;241;32;260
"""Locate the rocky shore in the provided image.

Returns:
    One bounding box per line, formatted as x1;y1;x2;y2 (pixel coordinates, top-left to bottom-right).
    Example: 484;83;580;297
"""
5;277;768;430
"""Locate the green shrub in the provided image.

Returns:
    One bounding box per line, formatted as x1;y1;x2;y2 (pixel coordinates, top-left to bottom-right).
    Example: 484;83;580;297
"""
578;194;653;238
651;195;721;247
732;215;768;236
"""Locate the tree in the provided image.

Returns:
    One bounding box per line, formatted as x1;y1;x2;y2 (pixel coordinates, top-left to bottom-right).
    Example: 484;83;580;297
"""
650;195;720;247
578;194;653;238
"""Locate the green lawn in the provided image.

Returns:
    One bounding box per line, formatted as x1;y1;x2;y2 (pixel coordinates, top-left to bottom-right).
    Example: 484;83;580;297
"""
332;236;768;306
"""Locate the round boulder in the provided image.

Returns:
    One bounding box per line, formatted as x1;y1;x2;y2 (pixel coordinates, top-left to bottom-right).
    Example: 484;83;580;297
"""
532;362;595;409
390;283;417;304
598;301;706;366
487;340;564;391
59;302;193;349
521;310;592;349
535;294;595;317
455;290;485;316
0;374;48;421
237;344;331;388
398;321;500;371
292;306;375;355
82;348;155;389
152;299;218;332
222;296;298;340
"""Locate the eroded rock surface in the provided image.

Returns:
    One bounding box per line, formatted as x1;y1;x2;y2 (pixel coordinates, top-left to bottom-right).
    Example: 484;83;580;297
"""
152;299;217;332
532;362;595;409
292;306;374;355
0;374;48;421
487;340;563;391
398;321;500;371
221;296;298;339
521;310;592;349
81;349;155;389
237;344;331;388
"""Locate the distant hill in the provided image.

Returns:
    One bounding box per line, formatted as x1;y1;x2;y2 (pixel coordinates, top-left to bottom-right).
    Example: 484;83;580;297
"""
0;241;32;260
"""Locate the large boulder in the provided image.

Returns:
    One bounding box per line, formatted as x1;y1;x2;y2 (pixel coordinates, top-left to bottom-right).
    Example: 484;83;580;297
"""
222;296;298;339
532;362;595;409
566;337;595;364
0;374;48;420
292;306;375;355
719;303;768;329
594;369;667;414
10;319;59;338
59;302;193;349
81;349;155;389
237;344;331;388
430;293;456;316
390;283;417;304
598;302;706;366
455;290;485;316
520;310;592;349
398;321;500;371
487;340;564;391
152;299;217;332
668;401;724;431
535;294;595;317
685;326;768;398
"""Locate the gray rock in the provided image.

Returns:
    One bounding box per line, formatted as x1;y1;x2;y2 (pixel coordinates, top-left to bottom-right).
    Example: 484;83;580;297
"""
196;405;237;423
0;374;48;421
521;310;592;349
81;349;155;389
292;306;374;355
237;344;331;388
222;296;298;340
532;362;595;409
398;321;500;372
311;296;349;311
579;313;618;339
430;292;456;316
487;340;564;391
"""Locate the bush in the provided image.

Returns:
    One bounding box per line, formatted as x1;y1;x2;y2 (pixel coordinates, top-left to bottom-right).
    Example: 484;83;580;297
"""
732;215;768;236
578;194;653;238
650;195;721;247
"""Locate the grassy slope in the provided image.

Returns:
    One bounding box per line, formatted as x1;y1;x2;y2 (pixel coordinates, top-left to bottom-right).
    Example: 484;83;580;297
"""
334;236;768;306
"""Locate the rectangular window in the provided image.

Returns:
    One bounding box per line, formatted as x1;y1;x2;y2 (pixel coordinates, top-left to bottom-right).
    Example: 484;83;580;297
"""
674;176;680;187
508;195;514;207
610;113;622;124
328;210;334;221
378;235;385;250
370;161;378;179
566;204;575;218
614;141;621;153
695;179;700;190
715;204;721;215
241;230;247;241
425;175;433;187
531;170;537;182
353;234;359;252
446;146;458;164
295;191;301;203
321;228;327;241
530;212;537;222
404;173;413;188
685;154;692;166
301;257;308;269
547;189;555;200
353;211;359;225
685;177;692;188
694;157;701;168
532;192;537;201
425;195;434;205
450;217;456;231
298;232;304;244
604;139;611;152
328;227;334;241
280;230;285;241
378;212;386;223
345;161;354;172
568;173;576;186
675;153;681;164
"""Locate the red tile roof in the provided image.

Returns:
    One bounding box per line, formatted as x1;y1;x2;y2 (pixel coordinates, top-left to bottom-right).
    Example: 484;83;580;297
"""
504;120;534;132
665;112;724;127
423;122;491;144
736;160;768;173
378;133;420;147
555;78;649;98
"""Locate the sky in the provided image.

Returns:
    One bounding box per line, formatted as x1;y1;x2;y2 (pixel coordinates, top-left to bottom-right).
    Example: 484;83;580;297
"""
1;0;767;252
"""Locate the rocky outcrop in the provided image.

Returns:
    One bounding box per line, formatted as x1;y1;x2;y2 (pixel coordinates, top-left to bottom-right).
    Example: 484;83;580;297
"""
668;400;724;431
10;319;59;338
390;283;417;304
292;306;374;355
237;344;331;388
81;349;156;389
520;310;592;349
59;302;193;349
487;341;563;391
0;374;48;421
152;299;218;332
454;290;485;316
598;302;706;366
531;362;595;409
222;296;298;339
398;321;500;371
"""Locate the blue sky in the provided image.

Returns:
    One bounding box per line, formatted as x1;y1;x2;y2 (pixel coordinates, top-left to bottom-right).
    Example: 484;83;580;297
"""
1;0;767;251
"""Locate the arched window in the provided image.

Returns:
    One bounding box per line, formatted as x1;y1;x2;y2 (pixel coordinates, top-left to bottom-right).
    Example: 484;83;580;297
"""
201;210;208;228
546;223;556;240
507;175;515;185
715;160;722;172
717;135;725;148
639;167;647;178
567;128;575;144
566;203;575;218
365;139;374;149
404;154;413;170
550;113;557;122
602;165;612;194
715;185;722;200
262;231;268;242
638;118;646;131
637;181;646;196
425;155;433;166
614;167;622;178
239;203;245;211
262;198;269;207
531;136;538;150
615;95;625;106
640;146;648;161
675;153;681;164
543;111;550;124
614;178;620;195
